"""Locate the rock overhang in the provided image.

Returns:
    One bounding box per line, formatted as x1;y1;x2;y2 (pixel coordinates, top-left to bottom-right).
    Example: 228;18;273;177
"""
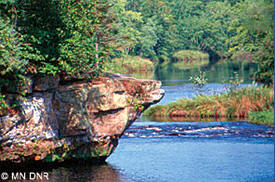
0;73;164;164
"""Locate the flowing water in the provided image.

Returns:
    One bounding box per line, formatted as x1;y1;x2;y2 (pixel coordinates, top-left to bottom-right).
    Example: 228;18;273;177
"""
22;61;275;181
46;120;274;182
107;121;274;182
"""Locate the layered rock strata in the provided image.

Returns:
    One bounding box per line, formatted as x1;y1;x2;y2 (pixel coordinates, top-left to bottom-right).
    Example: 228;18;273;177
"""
0;74;164;163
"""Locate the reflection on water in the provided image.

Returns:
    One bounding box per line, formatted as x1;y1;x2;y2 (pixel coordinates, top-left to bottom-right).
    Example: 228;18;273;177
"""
128;60;259;106
2;162;128;182
154;61;257;86
125;70;155;80
46;163;128;182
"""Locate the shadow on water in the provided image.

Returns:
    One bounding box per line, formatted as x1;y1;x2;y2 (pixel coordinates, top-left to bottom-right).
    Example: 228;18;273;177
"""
48;163;127;182
1;162;128;182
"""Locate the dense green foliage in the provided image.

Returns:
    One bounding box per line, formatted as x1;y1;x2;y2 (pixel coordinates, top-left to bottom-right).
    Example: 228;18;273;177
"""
111;0;274;84
227;0;274;85
1;0;273;81
0;0;113;112
0;0;108;78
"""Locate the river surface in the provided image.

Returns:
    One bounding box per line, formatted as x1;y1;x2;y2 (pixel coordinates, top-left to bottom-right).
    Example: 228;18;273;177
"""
47;120;274;182
33;61;275;181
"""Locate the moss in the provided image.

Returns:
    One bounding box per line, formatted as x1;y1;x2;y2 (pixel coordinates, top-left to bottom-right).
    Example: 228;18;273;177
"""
42;141;115;163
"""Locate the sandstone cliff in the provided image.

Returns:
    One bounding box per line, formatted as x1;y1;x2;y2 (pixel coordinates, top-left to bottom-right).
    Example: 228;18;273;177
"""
0;74;164;164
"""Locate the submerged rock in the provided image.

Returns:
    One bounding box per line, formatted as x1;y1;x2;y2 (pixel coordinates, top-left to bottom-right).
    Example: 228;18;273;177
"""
0;74;164;164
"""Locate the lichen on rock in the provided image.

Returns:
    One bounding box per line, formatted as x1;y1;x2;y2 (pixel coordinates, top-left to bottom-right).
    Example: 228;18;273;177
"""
0;73;164;164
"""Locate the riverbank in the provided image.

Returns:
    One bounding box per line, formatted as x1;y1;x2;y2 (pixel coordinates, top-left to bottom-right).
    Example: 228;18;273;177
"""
156;50;209;71
170;50;209;70
144;85;274;125
103;55;154;74
172;50;209;62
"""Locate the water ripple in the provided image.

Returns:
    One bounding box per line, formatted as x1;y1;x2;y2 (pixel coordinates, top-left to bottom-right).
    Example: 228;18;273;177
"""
123;121;274;139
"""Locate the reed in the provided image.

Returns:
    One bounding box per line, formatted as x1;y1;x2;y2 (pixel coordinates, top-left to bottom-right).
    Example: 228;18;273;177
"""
143;85;274;125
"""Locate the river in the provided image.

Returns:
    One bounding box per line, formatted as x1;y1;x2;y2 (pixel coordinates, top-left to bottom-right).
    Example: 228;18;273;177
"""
32;61;275;181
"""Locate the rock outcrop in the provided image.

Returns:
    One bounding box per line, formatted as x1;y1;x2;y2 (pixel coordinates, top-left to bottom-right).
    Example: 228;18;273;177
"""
0;74;164;164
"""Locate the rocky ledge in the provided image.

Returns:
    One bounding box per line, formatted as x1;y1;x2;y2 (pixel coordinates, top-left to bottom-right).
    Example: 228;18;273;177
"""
0;73;164;164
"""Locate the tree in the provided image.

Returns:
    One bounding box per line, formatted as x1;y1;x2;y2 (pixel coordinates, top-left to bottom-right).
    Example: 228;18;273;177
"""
228;0;274;85
137;18;158;59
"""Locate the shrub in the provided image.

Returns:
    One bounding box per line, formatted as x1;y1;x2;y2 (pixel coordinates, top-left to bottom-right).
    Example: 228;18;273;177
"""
0;17;27;76
0;0;109;113
14;0;103;77
0;0;110;79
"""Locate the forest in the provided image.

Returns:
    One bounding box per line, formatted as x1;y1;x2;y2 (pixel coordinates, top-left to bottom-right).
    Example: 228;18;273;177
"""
0;0;274;111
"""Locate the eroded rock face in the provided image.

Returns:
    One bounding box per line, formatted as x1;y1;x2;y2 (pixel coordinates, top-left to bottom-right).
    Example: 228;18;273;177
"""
0;74;164;163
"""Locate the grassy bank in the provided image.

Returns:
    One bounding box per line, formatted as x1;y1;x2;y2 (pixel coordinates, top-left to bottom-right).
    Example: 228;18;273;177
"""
172;60;209;70
248;111;274;125
144;86;274;125
170;50;209;70
103;55;154;74
173;50;209;61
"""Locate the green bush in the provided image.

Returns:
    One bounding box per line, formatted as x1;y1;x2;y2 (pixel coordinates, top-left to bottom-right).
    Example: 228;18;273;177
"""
0;0;107;79
0;17;27;76
253;30;274;86
0;0;108;113
15;0;103;77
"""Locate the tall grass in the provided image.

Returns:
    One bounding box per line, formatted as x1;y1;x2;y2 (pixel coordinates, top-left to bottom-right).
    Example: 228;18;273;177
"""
172;50;209;62
143;85;274;125
171;50;209;70
103;55;154;74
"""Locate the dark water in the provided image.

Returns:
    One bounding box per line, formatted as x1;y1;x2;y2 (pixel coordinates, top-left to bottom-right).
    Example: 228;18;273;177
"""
23;61;275;181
